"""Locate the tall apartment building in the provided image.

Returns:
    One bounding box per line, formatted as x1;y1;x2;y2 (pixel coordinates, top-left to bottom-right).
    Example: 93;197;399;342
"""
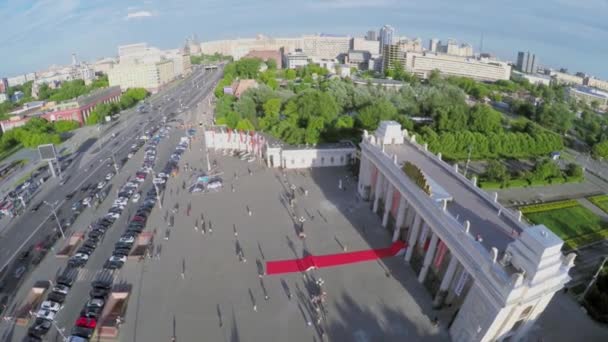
379;25;395;51
301;35;351;60
352;37;380;54
381;44;407;73
516;51;537;74
0;78;8;93
283;51;309;69
428;38;439;53
366;30;377;41
405;52;511;82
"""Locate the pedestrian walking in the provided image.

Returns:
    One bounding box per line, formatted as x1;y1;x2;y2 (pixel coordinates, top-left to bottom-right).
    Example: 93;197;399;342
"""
194;219;198;231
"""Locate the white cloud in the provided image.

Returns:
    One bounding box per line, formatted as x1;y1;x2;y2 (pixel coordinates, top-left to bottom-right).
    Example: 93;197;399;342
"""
125;10;155;20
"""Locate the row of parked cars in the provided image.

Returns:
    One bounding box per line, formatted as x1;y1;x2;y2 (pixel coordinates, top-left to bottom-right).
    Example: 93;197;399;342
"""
62;120;167;341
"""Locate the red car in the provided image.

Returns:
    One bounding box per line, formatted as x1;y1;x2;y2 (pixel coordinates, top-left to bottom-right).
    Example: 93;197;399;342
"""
75;316;97;329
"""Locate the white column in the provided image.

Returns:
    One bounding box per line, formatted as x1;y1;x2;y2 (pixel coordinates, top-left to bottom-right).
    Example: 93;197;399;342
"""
372;172;384;213
382;185;394;227
418;231;439;283
433;255;459;308
405;214;421;262
392;197;407;242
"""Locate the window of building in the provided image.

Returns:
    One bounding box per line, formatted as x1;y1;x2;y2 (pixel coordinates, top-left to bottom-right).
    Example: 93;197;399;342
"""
330;157;334;164
340;156;344;163
321;157;325;164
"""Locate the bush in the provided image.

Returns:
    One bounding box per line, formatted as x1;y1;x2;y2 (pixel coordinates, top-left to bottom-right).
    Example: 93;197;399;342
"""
519;200;579;214
53;120;80;133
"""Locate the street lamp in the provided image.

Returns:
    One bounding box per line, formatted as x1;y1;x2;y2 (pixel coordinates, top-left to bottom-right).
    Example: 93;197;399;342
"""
43;200;65;239
463;145;473;178
150;171;163;209
50;319;67;341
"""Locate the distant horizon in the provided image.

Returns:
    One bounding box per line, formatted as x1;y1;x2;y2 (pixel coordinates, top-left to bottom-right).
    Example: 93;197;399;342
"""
2;1;607;79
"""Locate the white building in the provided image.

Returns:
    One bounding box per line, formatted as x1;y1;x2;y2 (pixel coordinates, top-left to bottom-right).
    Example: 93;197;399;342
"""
163;49;192;77
284;51;309;69
200;35;303;60
352;37;380;55
302;35;352;60
93;58;117;74
567;86;608;110
204;127;356;169
357;121;573;342
108;59;175;93
549;70;584;85
511;71;552;86
0;93;7;104
405;52;511;82
585;77;608;92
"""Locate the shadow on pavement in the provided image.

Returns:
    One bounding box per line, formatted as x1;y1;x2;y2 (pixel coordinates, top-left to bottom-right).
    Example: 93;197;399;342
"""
77;137;98;154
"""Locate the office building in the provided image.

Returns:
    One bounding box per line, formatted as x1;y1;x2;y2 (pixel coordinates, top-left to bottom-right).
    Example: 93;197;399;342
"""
163;49;193;77
585;77;608;92
511;71;551;86
352;37;380;55
366;30;377;41
567;86;608;110
108;59;175;93
283;51;309;69
397;37;423;53
93;58;117;74
549;70;584;85
405;52;511;82
346;50;372;70
516;51;538;74
379;25;395;51
429;38;439;53
0;78;8;93
301;34;351;60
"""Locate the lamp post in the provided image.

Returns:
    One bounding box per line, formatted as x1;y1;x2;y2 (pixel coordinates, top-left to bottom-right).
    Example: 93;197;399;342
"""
43;201;65;239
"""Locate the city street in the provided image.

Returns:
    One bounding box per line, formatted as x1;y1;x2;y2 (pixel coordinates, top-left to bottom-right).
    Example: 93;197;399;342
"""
0;66;223;340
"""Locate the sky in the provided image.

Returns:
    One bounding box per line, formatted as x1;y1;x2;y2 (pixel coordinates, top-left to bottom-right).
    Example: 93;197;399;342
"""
1;0;607;79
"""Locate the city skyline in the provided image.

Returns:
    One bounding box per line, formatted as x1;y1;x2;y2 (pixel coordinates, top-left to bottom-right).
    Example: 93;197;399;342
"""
1;0;607;78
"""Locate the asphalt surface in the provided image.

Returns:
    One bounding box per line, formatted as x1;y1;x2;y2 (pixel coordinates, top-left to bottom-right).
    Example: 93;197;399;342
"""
0;66;222;340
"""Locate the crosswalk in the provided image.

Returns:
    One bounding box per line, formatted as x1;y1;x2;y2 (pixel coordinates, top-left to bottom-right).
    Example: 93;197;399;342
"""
75;268;120;282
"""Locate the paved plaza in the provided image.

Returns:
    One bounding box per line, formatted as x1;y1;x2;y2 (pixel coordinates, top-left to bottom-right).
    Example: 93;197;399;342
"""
117;136;449;342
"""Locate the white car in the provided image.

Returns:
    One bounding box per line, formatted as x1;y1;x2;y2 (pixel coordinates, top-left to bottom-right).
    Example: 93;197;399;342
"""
118;236;135;244
36;309;56;320
97;181;106;189
40;300;62;312
86;298;105;308
132;193;141;203
158;172;168;179
207;181;223;190
105;173;114;181
83;197;92;206
109;255;127;263
53;285;69;295
152;177;166;185
114;199;128;207
73;253;89;261
106;212;120;219
126;181;139;188
127;152;134;159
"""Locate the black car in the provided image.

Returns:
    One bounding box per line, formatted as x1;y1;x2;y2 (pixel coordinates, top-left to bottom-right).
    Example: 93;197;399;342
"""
68;258;87;268
81;305;102;319
47;291;67;304
56;274;75;288
104;260;122;270
114;241;133;249
65;190;77;200
113;248;131;257
88;229;104;239
76;246;95;255
83;239;98;249
71;325;94;339
89;287;110;299
27;317;52;337
80;183;91;192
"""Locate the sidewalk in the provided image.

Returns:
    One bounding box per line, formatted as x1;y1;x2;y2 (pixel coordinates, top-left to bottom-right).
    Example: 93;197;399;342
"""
578;197;608;221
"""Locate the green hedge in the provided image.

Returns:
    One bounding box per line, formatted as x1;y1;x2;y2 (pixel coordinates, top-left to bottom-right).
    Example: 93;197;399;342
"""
564;228;608;251
588;194;608;214
519;200;580;214
480;176;583;190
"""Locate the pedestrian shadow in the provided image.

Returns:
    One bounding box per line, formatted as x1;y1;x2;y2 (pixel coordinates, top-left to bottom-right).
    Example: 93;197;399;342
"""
230;307;241;342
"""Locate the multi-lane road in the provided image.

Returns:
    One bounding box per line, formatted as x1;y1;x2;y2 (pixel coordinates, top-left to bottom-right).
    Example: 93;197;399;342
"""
0;65;221;311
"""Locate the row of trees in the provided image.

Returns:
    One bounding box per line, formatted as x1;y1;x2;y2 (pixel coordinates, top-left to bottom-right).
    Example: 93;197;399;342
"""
484;159;583;188
190;53;232;64
37;75;109;102
0;118;78;151
86;88;148;125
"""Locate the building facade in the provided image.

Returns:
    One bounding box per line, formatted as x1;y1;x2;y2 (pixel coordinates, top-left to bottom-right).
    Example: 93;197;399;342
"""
352;38;380;55
108;59;175;93
357;122;573;342
567;86;608;110
284;51;309;69
516;52;537;74
381;44;406;73
301;35;351;60
366;30;377;41
0;86;121;132
405;53;511;82
549;70;584;85
0;78;8;93
585;77;608;92
379;25;395;51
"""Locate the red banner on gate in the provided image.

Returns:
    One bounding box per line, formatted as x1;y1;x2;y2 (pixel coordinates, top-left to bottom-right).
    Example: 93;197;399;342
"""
434;241;448;269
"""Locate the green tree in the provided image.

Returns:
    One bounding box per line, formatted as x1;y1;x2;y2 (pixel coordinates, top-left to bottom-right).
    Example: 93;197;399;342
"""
484;160;510;184
285;69;297;80
592;140;608;159
335;115;354;129
53;120;80;133
532;159;562;181
469;105;503;133
565;162;583;178
266;59;277;70
236;118;255;131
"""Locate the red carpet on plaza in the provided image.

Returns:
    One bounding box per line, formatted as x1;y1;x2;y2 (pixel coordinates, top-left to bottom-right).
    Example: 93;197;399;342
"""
265;241;406;275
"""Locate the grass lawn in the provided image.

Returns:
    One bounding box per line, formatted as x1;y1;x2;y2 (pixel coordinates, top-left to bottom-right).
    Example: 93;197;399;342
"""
588;194;608;214
524;205;608;250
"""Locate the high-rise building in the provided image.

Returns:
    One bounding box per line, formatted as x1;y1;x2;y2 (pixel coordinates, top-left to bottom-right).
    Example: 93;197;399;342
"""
429;38;439;52
301;34;351;60
404;52;511;82
381;44;406;73
516;51;537;74
352;37;380;55
0;78;8;94
366;30;377;41
379;25;395;51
